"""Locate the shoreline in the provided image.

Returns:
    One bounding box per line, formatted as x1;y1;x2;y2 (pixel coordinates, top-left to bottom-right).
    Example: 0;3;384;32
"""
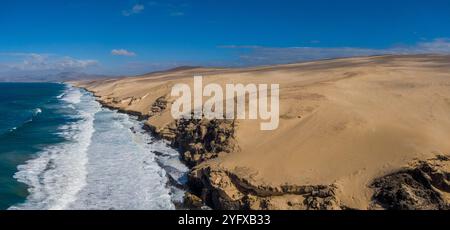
9;84;185;210
80;84;450;210
71;55;450;210
79;86;196;209
76;86;229;209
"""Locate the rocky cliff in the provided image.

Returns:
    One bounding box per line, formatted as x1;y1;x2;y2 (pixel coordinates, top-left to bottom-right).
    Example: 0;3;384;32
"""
73;55;450;210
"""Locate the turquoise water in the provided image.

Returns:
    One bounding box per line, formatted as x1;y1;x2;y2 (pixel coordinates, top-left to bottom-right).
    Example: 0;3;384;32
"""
0;83;187;210
0;83;67;209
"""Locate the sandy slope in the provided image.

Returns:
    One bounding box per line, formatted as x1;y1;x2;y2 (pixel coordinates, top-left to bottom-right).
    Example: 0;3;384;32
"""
73;55;450;209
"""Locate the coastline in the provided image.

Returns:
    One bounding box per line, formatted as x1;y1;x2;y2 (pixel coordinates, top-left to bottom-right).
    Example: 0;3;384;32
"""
78;87;194;209
71;55;450;210
77;83;450;210
76;87;203;209
7;84;187;210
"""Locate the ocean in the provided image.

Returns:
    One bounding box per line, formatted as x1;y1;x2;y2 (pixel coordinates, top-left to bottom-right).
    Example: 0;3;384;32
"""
0;83;188;210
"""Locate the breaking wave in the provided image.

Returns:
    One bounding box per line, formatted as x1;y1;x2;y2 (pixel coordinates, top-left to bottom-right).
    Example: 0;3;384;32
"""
10;86;187;210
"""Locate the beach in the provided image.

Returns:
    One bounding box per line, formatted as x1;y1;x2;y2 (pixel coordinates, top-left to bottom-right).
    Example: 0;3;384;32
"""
73;54;450;210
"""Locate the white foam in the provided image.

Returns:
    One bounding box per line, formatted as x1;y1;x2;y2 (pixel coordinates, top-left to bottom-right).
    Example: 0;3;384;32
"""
68;111;181;210
10;87;100;210
10;86;187;210
132;121;189;206
56;93;65;99
61;87;82;104
34;108;42;115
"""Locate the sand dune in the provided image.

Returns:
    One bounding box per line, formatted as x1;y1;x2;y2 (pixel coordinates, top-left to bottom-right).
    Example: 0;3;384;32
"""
73;55;450;210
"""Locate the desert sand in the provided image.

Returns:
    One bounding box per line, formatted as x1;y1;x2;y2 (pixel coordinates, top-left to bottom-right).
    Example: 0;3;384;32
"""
73;55;450;210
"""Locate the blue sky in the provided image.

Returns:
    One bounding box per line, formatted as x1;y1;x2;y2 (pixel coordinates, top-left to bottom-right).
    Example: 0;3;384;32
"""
1;0;450;77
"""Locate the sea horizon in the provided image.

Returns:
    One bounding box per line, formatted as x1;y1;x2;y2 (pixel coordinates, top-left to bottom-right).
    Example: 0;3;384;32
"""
2;0;450;227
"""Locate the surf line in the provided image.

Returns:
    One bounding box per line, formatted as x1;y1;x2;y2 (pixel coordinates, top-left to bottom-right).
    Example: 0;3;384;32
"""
170;76;280;130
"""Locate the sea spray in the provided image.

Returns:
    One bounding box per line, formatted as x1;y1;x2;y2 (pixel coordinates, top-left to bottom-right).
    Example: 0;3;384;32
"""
11;87;98;210
10;85;187;210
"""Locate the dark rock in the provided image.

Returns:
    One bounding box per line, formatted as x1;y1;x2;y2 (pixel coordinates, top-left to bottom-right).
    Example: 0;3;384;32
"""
371;156;450;210
172;118;238;167
149;96;168;116
184;192;204;209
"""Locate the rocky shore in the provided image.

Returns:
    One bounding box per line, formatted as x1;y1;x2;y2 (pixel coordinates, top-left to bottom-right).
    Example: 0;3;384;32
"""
370;155;450;210
73;55;450;210
82;87;450;210
83;87;343;210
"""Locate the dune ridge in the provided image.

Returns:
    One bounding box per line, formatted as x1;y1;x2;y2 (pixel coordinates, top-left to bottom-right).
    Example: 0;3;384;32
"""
73;54;450;210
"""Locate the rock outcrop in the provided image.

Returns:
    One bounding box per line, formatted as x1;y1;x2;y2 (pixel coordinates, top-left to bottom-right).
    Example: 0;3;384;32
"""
172;118;238;166
188;164;342;210
183;192;205;209
148;118;238;166
88;92;450;210
73;55;450;210
149;96;168;116
370;155;450;210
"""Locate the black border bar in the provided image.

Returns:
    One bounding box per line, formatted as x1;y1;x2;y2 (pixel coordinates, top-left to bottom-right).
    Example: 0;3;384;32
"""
1;211;450;228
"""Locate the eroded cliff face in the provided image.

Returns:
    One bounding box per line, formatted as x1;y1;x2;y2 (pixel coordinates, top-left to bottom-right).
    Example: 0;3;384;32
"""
370;155;450;210
144;99;450;210
73;55;450;210
187;164;342;210
140;95;340;210
144;96;239;167
150;118;238;167
174;119;238;167
183;154;450;210
89;91;450;210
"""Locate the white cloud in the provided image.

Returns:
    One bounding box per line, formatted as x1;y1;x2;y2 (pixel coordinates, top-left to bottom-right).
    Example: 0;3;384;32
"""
111;49;136;56
220;38;450;66
122;4;145;16
54;56;98;69
0;53;98;71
